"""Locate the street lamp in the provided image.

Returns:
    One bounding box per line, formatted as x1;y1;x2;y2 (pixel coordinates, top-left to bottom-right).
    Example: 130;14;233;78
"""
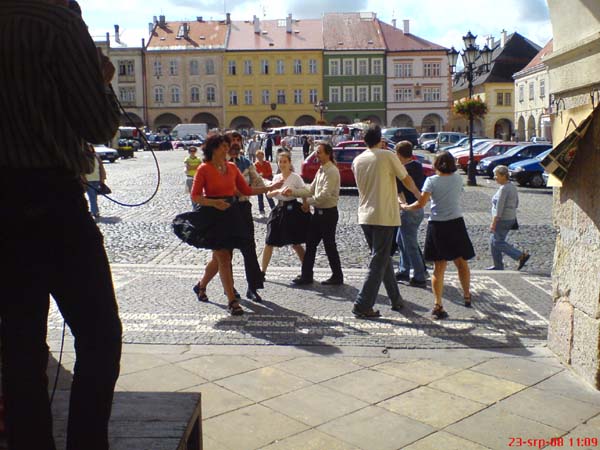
448;31;493;186
314;100;328;122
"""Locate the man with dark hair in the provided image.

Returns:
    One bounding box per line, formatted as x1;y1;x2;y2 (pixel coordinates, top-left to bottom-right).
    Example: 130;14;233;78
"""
351;125;421;318
395;141;427;287
0;1;122;449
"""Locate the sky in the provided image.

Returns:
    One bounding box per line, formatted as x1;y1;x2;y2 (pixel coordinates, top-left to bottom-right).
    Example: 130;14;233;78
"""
81;0;552;52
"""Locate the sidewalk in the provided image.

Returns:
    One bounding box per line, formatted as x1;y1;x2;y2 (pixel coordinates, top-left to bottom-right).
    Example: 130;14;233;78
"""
39;266;600;449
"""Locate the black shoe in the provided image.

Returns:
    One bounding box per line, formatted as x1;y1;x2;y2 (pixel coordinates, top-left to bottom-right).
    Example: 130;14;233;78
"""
246;289;263;303
517;252;530;271
292;276;313;285
409;278;427;288
391;303;404;312
352;306;381;319
321;277;343;286
193;284;209;302
485;266;503;270
431;305;448;320
395;272;410;282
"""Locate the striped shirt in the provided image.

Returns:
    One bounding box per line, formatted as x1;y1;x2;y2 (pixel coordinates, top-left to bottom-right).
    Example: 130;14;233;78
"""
0;1;119;175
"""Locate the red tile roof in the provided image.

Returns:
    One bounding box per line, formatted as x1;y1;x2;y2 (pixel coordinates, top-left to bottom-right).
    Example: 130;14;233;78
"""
227;18;323;51
147;20;228;50
518;39;553;73
378;20;446;52
322;13;385;51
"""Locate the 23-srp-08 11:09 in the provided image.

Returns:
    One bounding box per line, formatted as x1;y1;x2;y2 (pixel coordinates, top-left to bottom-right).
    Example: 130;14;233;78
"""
509;437;598;448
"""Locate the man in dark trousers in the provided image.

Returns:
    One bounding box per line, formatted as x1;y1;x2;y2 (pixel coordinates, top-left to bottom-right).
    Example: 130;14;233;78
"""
0;1;122;449
265;135;274;162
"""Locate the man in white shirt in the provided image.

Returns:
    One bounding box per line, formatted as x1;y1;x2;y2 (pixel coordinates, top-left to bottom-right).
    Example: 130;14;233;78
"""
351;125;421;318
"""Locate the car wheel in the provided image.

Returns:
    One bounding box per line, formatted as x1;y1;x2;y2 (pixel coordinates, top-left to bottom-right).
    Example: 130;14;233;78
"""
517;180;527;187
530;173;545;188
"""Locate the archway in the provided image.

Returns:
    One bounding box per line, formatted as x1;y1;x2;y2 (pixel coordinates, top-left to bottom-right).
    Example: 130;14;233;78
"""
527;115;537;140
119;112;144;128
229;116;254;130
517;116;526;141
330;115;351;125
261;115;286;130
153;113;181;132
294;115;317;126
191;112;219;130
421;113;443;132
391;114;414;127
494;118;512;140
361;115;382;125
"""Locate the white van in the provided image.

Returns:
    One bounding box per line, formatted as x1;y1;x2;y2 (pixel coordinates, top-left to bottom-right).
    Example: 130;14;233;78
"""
171;123;208;139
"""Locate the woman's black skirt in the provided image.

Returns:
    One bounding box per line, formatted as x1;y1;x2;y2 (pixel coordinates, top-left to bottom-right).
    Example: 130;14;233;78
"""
266;200;310;247
424;217;475;262
172;198;252;250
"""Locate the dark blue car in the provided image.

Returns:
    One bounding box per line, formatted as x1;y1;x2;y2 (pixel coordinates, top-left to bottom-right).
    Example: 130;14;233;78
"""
476;143;552;178
508;148;552;188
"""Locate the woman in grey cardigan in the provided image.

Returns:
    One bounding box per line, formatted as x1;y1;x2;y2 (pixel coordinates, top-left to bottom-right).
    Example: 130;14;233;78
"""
489;165;530;270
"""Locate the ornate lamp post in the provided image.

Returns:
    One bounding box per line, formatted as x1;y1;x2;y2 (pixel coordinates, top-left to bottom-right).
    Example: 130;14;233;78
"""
314;100;328;123
448;32;493;186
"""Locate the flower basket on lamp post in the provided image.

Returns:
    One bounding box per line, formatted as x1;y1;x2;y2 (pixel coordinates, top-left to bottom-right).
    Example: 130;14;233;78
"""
453;98;488;119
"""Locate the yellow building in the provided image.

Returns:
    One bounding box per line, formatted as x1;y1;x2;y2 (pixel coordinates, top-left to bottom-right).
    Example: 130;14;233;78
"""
224;15;323;130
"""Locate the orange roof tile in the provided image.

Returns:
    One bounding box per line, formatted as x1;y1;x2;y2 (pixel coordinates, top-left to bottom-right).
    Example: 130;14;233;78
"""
322;13;385;51
519;39;553;72
147;20;228;50
378;20;446;52
227;18;323;51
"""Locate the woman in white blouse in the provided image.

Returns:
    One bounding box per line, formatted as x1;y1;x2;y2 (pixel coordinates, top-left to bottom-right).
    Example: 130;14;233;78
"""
261;152;310;275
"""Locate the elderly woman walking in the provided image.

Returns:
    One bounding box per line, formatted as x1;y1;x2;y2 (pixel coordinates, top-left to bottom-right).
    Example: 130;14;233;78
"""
488;165;530;271
400;151;475;319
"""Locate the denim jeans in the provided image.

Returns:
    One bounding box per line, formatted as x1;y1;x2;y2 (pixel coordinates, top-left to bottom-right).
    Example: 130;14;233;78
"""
257;193;275;213
396;209;426;281
86;180;101;216
490;218;523;269
355;225;401;311
0;169;122;450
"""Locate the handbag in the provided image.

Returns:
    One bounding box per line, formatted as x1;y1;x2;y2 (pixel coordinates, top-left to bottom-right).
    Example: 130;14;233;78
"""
511;219;519;230
99;183;112;195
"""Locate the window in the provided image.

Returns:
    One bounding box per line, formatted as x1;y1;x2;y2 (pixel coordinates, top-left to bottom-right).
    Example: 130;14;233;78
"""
262;89;270;104
497;92;504;106
394;88;412;102
118;87;135;102
189;60;199;76
394;63;412;78
118;60;135;76
205;59;215;75
343;59;354;76
190;86;200;103
540;80;546;98
153;60;162;77
293;59;302;74
357;86;368;102
343;86;354;102
329;59;340;76
371;86;382;102
529;82;535;100
276;60;285;74
244;89;252;105
171;86;180;103
206;86;216;103
154;86;164;103
244;60;252;75
229;90;238;105
277;89;286;104
504;93;512;106
423;62;441;77
519;84;524;102
309;59;317;74
329;86;340;103
294;89;303;104
423;87;441;102
309;89;318;104
372;58;383;75
357;59;368;76
261;59;269;74
228;60;236;75
169;60;178;76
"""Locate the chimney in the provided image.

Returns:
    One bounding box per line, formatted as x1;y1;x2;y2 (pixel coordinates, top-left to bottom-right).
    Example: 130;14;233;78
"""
159;15;166;27
153;16;157;24
392;19;397;28
148;22;154;34
501;29;507;48
226;12;231;24
253;15;260;34
489;36;495;49
286;13;292;33
114;24;121;44
403;19;410;34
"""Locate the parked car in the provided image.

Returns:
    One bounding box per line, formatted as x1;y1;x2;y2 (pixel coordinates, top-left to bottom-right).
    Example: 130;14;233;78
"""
454;142;518;172
93;145;119;163
447;139;499;157
382;127;420;146
301;144;434;187
173;134;203;149
508;148;553;187
434;132;467;152
476;143;552;178
418;132;438;148
146;134;173;151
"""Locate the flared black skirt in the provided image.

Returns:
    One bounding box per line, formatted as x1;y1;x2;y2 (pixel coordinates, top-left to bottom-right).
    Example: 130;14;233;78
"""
265;200;310;247
424;217;475;262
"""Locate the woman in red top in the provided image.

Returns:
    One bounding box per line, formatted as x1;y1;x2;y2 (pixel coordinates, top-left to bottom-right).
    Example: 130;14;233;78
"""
189;134;281;315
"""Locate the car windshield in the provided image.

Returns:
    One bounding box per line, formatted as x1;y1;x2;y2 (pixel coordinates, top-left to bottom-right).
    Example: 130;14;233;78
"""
536;148;553;160
503;145;529;156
